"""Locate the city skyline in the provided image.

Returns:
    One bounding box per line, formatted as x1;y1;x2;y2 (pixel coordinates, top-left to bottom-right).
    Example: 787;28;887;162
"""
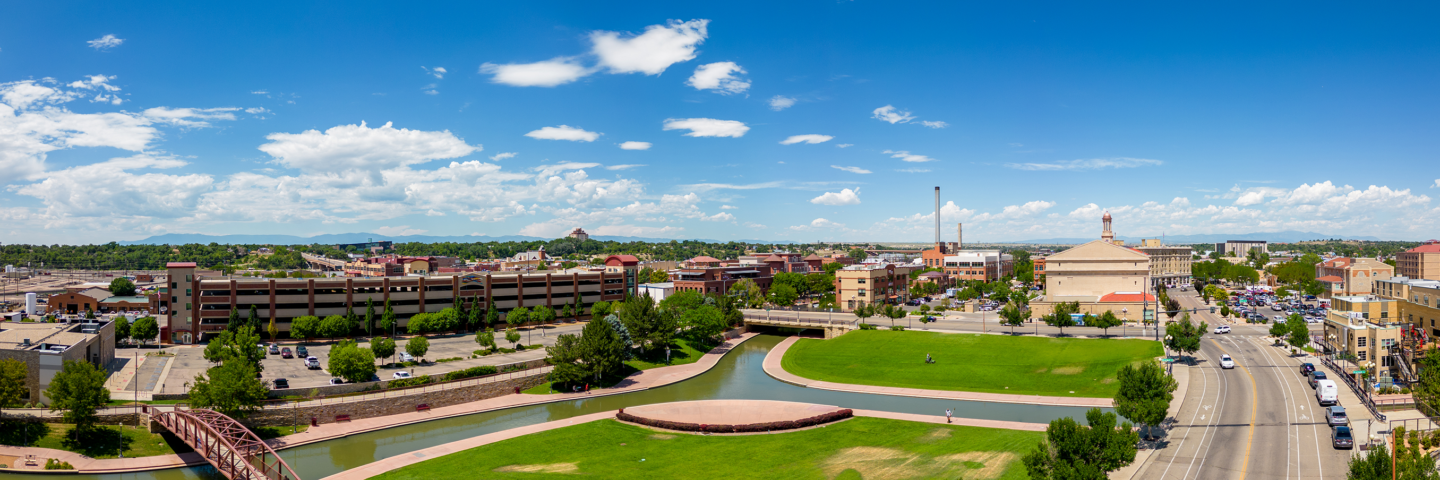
3;2;1439;245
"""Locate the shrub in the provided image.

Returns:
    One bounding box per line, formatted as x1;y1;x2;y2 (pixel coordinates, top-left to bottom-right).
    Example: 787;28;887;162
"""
473;349;494;356
889;325;906;331
857;323;877;330
615;409;853;433
401;361;418;367
501;364;526;373
498;348;517;354
387;376;434;389
434;357;464;363
441;365;499;382
45;459;74;470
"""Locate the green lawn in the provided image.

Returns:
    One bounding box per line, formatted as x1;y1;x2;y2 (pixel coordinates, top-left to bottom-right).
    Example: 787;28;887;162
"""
0;422;191;459
782;331;1162;398
370;417;1039;480
523;338;717;394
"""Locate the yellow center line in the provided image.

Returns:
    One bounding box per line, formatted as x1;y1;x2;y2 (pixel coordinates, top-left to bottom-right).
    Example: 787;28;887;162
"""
1209;338;1257;480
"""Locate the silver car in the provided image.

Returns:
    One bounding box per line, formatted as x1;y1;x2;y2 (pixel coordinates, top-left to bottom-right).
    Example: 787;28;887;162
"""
1325;406;1348;426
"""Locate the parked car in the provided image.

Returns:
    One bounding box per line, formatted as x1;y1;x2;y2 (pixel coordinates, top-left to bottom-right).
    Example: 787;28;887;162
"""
1273;315;1287;322
1272;305;1285;311
1332;426;1354;449
1220;354;1235;369
273;378;289;389
1316;379;1339;406
392;371;412;380
329;377;344;385
305;356;321;369
1299;363;1316;376
1214;325;1231;334
1325;406;1348;426
268;344;280;355
296;346;309;357
280;347;293;358
398;352;415;363
1310;371;1328;388
258;343;267;355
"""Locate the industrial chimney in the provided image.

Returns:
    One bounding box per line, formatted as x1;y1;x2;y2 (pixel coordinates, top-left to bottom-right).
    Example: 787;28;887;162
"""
957;223;963;251
934;187;942;252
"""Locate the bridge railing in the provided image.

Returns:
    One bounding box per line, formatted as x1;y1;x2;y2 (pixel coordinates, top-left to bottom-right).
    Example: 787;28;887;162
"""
1316;355;1387;422
741;312;856;327
153;406;302;480
259;366;553;408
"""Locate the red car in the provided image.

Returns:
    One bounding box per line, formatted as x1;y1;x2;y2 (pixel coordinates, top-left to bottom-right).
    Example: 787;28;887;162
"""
280;347;293;359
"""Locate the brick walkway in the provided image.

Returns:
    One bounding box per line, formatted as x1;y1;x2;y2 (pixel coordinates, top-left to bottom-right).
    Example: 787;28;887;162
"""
0;332;760;475
763;336;1115;408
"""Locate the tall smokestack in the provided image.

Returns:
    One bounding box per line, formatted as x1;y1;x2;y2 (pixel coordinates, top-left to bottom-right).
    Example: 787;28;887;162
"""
934;187;941;249
957;223;963;250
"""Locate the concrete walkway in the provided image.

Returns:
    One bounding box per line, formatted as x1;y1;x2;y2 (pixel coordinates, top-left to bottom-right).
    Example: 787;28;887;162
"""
763;336;1115;408
0;332;760;475
0;444;209;475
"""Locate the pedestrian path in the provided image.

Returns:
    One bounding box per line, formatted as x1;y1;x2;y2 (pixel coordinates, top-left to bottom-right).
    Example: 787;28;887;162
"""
762;336;1115;408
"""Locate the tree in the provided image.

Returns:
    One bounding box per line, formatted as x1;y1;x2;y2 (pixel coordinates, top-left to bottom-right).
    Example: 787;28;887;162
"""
998;302;1027;335
328;340;377;382
321;314;350;340
381;299;397;335
848;247;869;263
1302;280;1326;298
475;328;497;352
532;305;556;327
578;312;627;381
267;317;279;342
46;360;110;433
406;313;431;335
1044;302;1080;336
226;308;243;332
109;277;137;297
505;327;522;349
619;293;672;352
1269;321;1288;341
291;315;318;343
1414;347;1440;417
1023;408;1138;479
545;333;589;387
485;304;499;328
1220;305;1231;319
1285;314;1311;354
823;261;844;275
370;337;396;365
1164;314;1207;363
1164;297;1182;321
0;358;28;408
1347;426;1440;479
648;269;668;283
188;360;268;418
561;302;574;323
131;316;159;346
1114;361;1177;440
730;278;764;308
767;283;799;306
1092;310;1123;337
364;298;376;336
590;301;612;319
114;316;131;346
203;325;265;373
247;305;261;331
507;307;529;331
680;304;727;345
853;303;876;325
406;336;430;361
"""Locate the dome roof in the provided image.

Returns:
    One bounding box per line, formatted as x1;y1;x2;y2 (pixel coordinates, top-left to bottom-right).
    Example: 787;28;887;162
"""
1102;211;1112;220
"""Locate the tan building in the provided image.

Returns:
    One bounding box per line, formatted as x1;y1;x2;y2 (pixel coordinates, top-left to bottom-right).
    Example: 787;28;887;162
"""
0;319;115;403
1396;241;1440;281
46;287;112;315
942;251;1014;282
567;228;590;241
1135;239;1193;283
834;264;920;311
1316;257;1394;298
1031;212;1156;320
1374;277;1440;338
1323;307;1401;366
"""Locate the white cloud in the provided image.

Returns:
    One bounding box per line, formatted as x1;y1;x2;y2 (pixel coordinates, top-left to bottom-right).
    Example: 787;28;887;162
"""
790;218;846;231
258;121;479;173
836;143;853;148
1005;157;1163;171
480;58;591;87
719;205;738;210
605;164;644;170
811;188;861;206
663;118;748;138
592;225;684;237
591;19;708;75
986;200;1056;220
676;181;784;192
882;150;936;163
489;152;517;161
780;134;833;145
244;107;270;115
1234;187;1286;206
375;225;428;236
141;107;239;128
619;141;652;150
896;168;930;173
1433;179;1440;188
702;212;734;222
251;90;269;95
18;154;213;219
422;66;447;79
687;62;749;94
920;120;948;129
769;95;796;111
87;34;124;50
872;105;915;124
525;125;601;142
743;222;766;229
830;165;871;174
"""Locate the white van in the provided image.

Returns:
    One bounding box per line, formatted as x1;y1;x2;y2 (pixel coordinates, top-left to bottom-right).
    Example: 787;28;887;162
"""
1315;379;1339;406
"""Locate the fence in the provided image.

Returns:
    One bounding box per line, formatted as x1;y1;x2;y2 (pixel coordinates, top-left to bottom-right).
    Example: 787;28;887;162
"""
1316;355;1387;422
742;312;857;327
257;366;553;409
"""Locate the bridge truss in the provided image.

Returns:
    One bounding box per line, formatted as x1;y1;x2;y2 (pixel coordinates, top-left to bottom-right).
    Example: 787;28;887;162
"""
152;407;301;480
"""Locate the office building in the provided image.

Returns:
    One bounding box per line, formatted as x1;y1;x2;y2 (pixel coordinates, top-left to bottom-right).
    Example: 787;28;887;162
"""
1316;257;1394;297
942;251;1014;282
0;319;115;403
1397;240;1440;281
1135;239;1194;283
834;263;920;311
1216;240;1269;257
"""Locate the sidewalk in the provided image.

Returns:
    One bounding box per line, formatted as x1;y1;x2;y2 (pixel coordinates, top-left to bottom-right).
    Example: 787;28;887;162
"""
762;336;1115;408
1112;355;1191;480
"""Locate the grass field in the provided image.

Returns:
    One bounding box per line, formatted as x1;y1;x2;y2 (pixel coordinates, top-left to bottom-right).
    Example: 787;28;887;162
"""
370;417;1039;480
782;331;1162;398
523;337;716;394
0;422;191;459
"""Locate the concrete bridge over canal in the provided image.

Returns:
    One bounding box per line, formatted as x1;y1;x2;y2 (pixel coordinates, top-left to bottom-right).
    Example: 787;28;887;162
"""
742;311;854;339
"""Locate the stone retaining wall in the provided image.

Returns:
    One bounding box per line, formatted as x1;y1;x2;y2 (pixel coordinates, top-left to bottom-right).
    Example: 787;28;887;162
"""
242;372;549;427
2;412;144;426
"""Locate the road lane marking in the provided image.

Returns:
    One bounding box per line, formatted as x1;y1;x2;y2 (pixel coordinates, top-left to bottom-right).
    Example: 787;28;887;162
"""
1208;338;1258;480
1184;347;1229;480
1244;335;1298;479
1160;350;1212;479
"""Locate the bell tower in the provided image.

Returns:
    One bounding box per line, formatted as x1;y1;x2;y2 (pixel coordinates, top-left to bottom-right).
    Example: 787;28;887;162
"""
1101;211;1114;243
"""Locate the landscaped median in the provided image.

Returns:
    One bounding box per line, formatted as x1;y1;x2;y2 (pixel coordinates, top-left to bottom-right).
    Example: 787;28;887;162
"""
778;330;1162;400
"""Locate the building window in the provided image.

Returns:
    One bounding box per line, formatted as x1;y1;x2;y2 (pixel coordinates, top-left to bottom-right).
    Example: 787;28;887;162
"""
1358;337;1367;347
1358;351;1367;361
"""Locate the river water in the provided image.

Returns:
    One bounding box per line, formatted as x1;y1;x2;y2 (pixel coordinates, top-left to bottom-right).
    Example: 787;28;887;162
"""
9;334;1104;480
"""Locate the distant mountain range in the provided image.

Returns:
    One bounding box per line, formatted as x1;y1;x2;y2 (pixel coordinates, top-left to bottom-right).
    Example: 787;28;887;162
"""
120;233;800;246
1005;231;1382;245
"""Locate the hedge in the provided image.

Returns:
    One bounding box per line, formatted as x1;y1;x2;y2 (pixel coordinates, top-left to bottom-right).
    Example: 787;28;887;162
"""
614;408;853;433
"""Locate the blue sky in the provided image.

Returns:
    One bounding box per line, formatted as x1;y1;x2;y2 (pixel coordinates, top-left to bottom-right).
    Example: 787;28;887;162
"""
3;2;1438;244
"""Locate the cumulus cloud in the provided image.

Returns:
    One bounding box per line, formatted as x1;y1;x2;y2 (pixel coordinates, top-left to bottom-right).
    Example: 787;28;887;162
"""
720;205;738;210
769;95;796;111
525;125;601;142
790;218;845;231
872;105;915;124
811;188;861;206
591;19;708;75
619;141;652;150
375;225;428;236
780;134;833;145
830;165;871;174
87;34;124;50
259;121;479;173
663;118;748;138
489;152;517;161
480;58;591;87
882;150;936;163
687;62;749;94
1005;157;1163;171
18;154;213;219
1433;179;1440;188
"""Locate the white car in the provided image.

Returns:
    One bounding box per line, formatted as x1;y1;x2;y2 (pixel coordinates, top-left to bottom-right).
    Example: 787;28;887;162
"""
1214;325;1231;334
392;371;412;380
304;356;320;369
1219;354;1235;369
398;352;415;363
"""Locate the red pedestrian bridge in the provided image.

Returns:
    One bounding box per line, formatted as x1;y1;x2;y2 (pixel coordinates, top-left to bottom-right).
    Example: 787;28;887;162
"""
151;407;301;480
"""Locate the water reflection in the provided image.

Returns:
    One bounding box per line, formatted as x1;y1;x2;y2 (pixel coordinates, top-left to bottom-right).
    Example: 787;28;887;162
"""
37;335;1104;480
